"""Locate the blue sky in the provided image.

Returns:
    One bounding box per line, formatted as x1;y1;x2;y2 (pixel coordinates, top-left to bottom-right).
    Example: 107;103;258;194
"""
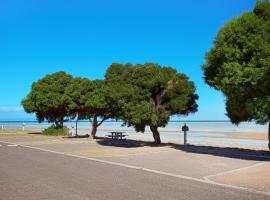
0;0;256;120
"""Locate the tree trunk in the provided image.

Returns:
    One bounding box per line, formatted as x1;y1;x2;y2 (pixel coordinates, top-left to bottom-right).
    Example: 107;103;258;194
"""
55;120;63;128
91;116;98;139
90;116;106;139
55;116;64;128
60;120;64;128
268;121;270;150
150;125;161;144
54;121;59;128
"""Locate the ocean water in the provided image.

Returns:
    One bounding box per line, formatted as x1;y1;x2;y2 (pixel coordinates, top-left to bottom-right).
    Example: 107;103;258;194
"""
0;121;268;148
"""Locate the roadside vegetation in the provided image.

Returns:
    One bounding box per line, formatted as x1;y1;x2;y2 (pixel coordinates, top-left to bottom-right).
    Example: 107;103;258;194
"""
22;63;198;143
42;126;70;136
202;0;270;149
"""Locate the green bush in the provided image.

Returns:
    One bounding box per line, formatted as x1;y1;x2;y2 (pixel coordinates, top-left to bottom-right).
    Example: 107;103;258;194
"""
42;126;70;136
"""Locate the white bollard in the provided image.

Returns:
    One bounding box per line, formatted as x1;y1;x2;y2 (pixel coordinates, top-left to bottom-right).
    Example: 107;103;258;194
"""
22;123;25;131
70;124;75;136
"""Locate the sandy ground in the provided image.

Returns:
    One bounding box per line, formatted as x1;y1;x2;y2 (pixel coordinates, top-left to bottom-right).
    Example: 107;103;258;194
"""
79;127;268;141
206;131;267;141
1;126;268;141
0;128;268;150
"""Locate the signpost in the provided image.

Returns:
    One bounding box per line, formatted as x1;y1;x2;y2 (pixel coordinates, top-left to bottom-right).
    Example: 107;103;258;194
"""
181;123;189;146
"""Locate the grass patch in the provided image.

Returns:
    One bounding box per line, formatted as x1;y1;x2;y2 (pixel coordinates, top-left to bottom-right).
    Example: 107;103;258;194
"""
42;126;70;136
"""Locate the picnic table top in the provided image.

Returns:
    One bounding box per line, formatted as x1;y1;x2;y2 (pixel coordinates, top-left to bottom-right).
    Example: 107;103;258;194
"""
106;131;128;140
108;131;126;134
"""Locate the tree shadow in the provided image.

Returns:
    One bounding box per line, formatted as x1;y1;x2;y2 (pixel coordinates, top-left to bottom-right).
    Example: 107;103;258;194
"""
27;132;42;135
96;138;270;161
96;138;163;148
64;134;90;139
168;143;270;161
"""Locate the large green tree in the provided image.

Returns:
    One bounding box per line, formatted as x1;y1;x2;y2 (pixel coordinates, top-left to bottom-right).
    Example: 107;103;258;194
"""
105;63;198;144
22;71;73;128
202;1;270;149
66;78;122;138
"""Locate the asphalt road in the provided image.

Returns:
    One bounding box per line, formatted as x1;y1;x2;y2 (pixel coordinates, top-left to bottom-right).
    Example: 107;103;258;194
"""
0;142;268;200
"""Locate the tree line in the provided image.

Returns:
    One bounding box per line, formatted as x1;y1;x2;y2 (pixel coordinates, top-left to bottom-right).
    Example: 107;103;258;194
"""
22;63;198;143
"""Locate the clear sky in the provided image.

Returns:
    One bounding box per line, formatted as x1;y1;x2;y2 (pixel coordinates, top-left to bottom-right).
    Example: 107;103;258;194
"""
0;0;256;121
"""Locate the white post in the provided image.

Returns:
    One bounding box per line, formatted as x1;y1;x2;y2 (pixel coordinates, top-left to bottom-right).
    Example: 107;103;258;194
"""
75;112;78;137
1;125;3;130
22;123;25;131
75;120;78;137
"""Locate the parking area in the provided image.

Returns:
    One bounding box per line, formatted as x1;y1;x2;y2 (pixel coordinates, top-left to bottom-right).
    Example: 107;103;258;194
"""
1;132;269;195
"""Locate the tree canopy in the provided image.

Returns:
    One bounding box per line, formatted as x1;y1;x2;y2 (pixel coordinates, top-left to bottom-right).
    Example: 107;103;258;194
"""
66;78;121;138
106;63;198;143
202;0;270;148
22;71;73;128
22;63;198;143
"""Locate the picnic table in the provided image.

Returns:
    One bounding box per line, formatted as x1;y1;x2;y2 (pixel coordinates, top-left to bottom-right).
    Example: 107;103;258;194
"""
106;131;128;140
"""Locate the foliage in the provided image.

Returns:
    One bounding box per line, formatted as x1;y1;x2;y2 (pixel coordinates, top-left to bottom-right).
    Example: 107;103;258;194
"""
105;63;198;143
22;64;198;142
65;77;122;137
202;1;270;124
22;71;73;128
42;126;70;136
202;1;270;148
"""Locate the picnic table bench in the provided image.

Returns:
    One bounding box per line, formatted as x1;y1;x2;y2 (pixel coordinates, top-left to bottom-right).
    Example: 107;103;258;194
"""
106;132;128;140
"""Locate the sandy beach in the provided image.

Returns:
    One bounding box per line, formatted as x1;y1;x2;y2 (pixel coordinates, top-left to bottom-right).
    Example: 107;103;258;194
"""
0;120;269;150
206;131;267;141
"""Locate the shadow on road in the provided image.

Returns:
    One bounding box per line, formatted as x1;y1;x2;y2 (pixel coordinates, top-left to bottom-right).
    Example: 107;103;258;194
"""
96;138;163;148
168;143;270;161
65;135;90;139
96;138;270;161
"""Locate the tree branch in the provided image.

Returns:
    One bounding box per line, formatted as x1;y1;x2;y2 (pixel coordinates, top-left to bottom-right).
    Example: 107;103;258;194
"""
97;117;107;127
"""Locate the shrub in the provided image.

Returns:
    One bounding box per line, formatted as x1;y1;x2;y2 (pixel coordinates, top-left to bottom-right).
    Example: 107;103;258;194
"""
42;126;70;136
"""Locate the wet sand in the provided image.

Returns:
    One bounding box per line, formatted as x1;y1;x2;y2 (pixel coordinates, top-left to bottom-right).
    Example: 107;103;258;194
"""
1;126;268;150
84;127;268;141
201;131;267;141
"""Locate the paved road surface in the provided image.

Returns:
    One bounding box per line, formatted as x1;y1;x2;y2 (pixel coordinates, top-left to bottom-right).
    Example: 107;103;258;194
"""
0;142;268;200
